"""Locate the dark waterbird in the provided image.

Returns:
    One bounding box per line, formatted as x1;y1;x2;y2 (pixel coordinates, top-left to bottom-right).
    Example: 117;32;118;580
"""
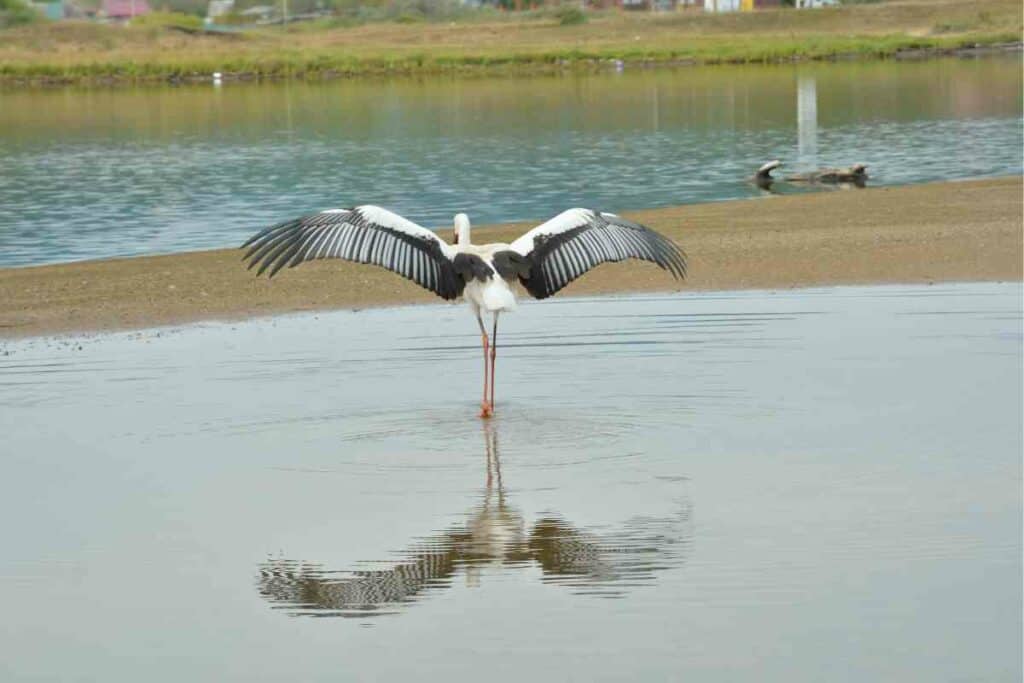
785;163;869;187
751;159;783;189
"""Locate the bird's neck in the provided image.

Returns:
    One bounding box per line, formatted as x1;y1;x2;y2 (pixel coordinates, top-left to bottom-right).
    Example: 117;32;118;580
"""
456;223;471;246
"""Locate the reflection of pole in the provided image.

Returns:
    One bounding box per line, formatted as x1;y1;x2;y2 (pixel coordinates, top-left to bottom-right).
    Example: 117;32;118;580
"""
797;73;818;168
282;0;287;23
652;86;659;132
284;78;293;136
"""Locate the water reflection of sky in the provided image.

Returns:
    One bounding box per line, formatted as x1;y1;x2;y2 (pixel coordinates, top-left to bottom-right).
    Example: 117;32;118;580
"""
0;283;1020;680
0;57;1021;267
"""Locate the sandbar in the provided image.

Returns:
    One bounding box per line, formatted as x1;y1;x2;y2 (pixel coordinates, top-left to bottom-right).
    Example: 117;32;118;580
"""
1;176;1020;338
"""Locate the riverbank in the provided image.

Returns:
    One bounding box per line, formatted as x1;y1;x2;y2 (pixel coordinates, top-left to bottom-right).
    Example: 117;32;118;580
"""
0;177;1020;338
1;0;1021;85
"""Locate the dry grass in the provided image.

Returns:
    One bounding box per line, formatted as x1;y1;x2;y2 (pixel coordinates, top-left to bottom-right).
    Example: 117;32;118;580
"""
0;0;1020;83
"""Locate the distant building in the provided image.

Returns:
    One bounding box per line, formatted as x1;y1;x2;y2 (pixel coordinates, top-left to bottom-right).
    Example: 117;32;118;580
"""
101;0;151;19
30;0;65;19
63;0;97;18
702;0;781;10
205;0;233;22
593;0;812;11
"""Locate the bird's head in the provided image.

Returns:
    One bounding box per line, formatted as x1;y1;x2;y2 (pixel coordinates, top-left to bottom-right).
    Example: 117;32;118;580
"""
453;213;471;246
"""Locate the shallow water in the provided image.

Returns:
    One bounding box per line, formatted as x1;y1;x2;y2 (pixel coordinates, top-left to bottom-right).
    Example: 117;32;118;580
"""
1;56;1022;267
0;282;1020;680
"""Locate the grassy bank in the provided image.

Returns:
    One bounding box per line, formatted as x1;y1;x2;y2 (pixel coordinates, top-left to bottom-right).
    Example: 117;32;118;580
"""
0;0;1020;85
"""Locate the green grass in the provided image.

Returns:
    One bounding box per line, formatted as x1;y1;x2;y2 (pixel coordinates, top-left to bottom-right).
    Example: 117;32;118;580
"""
130;11;206;31
1;33;1017;83
1;0;1020;85
2;33;1016;84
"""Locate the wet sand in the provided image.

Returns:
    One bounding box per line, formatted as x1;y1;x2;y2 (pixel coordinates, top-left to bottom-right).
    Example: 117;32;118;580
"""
0;176;1020;338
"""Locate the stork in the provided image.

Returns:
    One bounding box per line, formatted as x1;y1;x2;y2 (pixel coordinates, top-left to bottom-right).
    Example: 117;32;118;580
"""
241;205;687;417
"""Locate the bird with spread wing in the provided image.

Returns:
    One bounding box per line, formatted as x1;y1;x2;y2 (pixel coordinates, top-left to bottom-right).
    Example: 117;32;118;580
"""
242;206;687;417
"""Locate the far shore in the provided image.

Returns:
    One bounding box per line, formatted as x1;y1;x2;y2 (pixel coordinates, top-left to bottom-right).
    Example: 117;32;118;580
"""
1;0;1020;86
1;176;1021;339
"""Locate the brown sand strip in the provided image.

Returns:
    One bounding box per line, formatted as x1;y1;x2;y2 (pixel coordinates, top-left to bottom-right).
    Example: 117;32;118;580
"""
1;177;1021;339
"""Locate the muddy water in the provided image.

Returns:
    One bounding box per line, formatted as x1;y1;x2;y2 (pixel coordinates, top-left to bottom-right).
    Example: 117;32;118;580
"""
0;283;1021;680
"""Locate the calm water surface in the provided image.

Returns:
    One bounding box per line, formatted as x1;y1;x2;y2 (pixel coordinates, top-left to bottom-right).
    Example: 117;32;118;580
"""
0;57;1022;266
0;283;1021;680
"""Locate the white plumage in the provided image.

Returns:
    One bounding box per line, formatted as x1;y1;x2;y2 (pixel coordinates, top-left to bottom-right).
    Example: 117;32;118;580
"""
242;204;687;417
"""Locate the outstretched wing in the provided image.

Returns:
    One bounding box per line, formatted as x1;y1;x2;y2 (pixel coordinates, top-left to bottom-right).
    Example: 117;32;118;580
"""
241;205;464;300
508;208;687;300
257;538;467;618
528;509;692;595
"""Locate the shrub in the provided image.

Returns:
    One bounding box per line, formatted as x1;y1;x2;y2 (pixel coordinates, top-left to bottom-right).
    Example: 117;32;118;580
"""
132;10;204;30
555;5;584;25
0;0;38;27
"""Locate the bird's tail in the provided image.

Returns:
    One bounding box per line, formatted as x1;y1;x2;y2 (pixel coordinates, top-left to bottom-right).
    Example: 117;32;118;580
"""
483;278;517;312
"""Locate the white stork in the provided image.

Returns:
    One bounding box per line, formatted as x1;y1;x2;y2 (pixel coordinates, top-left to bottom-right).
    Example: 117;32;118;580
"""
241;206;687;417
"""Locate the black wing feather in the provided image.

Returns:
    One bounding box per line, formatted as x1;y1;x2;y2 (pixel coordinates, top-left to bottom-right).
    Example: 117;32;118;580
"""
241;207;464;301
515;210;687;300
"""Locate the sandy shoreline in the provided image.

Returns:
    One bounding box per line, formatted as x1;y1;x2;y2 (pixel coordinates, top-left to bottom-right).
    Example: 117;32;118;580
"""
1;176;1021;339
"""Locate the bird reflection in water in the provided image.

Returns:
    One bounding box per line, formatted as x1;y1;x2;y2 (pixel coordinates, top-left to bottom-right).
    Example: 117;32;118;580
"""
257;423;691;618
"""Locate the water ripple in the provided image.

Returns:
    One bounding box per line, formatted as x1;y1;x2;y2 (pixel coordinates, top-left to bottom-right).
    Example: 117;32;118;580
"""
1;59;1020;266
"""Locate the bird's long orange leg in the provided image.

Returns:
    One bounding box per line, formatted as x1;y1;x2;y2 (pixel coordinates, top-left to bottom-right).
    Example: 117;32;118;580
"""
481;336;492;418
489;313;499;414
476;312;493;418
